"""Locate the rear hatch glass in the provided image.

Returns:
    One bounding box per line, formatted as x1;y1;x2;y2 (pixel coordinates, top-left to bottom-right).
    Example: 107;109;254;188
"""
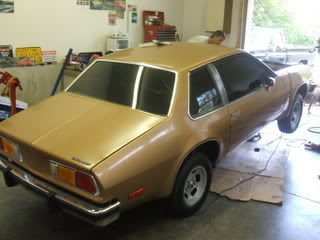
67;61;176;116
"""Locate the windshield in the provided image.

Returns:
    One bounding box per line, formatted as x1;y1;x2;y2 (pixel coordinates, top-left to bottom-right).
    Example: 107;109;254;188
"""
67;61;176;116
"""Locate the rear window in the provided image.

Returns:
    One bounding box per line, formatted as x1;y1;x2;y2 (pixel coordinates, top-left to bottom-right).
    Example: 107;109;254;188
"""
67;61;176;116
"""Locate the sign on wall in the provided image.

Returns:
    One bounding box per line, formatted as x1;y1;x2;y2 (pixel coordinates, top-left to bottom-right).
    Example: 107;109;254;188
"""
16;47;43;65
0;0;14;13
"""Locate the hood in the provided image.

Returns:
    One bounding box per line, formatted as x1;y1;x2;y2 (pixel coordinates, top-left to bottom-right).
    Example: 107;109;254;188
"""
0;92;164;169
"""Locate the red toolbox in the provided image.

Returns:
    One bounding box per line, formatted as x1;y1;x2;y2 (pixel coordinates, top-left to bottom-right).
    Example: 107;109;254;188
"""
143;11;176;43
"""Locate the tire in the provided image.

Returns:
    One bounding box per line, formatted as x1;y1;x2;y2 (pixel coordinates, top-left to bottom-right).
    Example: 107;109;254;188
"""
278;94;303;133
169;152;212;217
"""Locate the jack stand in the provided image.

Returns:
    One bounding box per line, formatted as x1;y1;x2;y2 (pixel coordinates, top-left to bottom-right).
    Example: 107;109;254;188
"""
0;71;23;116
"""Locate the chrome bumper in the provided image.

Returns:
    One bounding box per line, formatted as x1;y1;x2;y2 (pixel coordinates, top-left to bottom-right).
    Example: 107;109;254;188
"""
0;156;120;227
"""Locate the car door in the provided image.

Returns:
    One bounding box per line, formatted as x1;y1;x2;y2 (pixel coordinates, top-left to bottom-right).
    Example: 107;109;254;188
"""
188;65;230;155
213;54;286;151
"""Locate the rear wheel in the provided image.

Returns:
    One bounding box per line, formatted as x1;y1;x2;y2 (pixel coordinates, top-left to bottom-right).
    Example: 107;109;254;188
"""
278;94;303;133
169;153;212;217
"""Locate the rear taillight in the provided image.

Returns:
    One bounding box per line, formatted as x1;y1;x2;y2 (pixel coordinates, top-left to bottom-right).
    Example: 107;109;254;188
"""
57;165;76;185
0;136;22;161
51;162;97;195
75;171;96;194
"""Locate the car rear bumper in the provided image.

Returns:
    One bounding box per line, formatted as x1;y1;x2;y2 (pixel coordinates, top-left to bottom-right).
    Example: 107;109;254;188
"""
0;155;120;227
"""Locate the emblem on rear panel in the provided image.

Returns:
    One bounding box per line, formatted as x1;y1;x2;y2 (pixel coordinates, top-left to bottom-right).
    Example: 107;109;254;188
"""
72;157;92;166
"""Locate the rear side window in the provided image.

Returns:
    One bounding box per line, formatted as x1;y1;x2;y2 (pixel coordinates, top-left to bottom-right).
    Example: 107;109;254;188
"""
136;68;175;116
189;67;222;118
215;55;272;102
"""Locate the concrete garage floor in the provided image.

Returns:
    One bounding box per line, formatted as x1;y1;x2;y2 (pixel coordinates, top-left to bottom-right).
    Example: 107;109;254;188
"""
0;107;320;240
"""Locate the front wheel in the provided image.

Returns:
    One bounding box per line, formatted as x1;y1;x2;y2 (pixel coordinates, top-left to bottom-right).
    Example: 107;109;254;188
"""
169;153;212;217
278;94;303;133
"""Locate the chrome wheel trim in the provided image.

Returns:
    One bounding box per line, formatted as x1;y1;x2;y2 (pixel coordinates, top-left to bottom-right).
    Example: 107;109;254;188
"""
183;166;207;207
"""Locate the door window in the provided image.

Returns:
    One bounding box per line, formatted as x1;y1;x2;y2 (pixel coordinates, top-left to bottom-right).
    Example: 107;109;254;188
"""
189;67;222;118
215;55;274;102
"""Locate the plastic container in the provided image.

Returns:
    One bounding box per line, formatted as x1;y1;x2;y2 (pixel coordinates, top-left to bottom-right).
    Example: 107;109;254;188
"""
0;96;28;121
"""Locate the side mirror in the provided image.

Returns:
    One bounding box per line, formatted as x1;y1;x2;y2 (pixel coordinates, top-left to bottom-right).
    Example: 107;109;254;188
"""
265;77;276;87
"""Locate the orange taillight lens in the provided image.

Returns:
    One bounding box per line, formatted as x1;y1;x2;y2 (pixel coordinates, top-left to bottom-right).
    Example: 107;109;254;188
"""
52;162;97;195
2;140;13;155
57;165;76;185
0;137;21;161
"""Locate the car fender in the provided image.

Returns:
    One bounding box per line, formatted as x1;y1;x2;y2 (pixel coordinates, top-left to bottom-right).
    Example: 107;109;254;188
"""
168;138;223;195
278;65;311;119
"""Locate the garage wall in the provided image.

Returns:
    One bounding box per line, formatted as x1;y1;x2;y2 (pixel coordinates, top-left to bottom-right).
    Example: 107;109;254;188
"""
0;0;246;61
0;0;184;60
182;0;245;48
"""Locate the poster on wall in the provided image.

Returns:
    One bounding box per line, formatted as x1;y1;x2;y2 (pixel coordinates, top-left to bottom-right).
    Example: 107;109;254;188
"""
116;11;124;19
131;12;137;23
90;0;114;11
108;11;117;25
115;0;125;19
0;0;14;13
76;0;90;7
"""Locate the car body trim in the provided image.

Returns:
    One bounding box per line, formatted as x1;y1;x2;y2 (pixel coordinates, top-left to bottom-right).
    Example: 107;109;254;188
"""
0;156;120;227
132;66;144;109
207;63;229;105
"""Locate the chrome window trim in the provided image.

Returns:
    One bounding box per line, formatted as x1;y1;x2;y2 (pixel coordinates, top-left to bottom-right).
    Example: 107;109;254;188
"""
132;66;144;109
186;52;238;73
169;71;178;116
207;63;229;106
65;59;178;117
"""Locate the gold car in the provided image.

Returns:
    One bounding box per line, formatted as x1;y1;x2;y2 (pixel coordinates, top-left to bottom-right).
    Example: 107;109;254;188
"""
0;43;310;227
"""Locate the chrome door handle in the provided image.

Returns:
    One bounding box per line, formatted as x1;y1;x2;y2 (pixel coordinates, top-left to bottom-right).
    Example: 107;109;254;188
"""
231;110;240;120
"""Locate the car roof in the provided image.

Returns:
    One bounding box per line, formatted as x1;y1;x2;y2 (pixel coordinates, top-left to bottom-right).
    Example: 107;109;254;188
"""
102;42;244;73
